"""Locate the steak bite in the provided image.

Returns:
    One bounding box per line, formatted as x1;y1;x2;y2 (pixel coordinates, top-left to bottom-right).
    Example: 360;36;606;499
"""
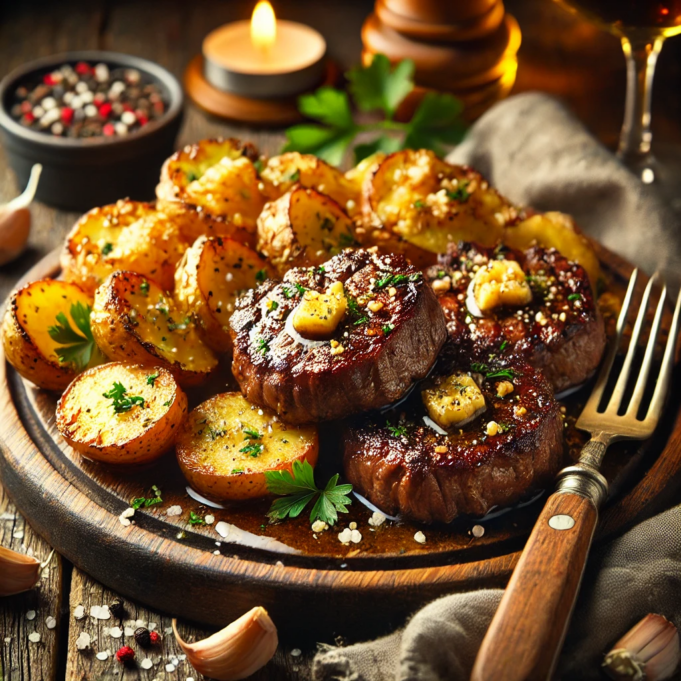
343;358;564;524
425;243;606;394
230;248;448;424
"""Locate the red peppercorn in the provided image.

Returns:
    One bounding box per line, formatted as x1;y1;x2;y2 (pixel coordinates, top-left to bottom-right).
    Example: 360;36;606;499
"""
43;73;56;86
75;61;91;75
98;102;112;118
61;107;74;125
122;103;133;112
102;122;115;136
20;101;32;113
115;646;135;664
136;114;149;126
149;630;161;645
22;112;35;124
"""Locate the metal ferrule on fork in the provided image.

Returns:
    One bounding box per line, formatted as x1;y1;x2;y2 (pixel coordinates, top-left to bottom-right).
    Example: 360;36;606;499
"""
555;463;609;509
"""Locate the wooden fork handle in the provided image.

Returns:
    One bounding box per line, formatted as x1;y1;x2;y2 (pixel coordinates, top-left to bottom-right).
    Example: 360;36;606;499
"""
471;482;603;681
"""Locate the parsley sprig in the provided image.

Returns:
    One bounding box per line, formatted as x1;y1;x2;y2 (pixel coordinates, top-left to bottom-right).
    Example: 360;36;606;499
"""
48;302;102;371
374;272;420;289
265;460;352;526
103;382;145;414
283;54;466;165
131;485;163;510
470;362;518;381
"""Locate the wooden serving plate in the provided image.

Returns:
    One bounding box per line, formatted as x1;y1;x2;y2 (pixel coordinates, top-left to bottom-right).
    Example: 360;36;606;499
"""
1;245;680;641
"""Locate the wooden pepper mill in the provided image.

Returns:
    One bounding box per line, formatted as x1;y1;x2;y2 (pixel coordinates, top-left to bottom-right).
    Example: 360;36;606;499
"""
362;0;521;120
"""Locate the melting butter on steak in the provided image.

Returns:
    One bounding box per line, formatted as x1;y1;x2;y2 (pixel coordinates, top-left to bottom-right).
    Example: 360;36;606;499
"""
343;358;564;523
229;248;447;424
426;243;606;394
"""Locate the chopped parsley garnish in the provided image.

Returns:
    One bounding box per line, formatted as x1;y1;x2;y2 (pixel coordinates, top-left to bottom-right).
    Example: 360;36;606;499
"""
139;280;150;296
189;511;206;525
286;170;300;182
294;282;307;295
101;242;113;256
240;442;264;457
163;399;172;407
499;340;509;352
131;485;162;510
414;199;425;209
167;317;191;332
243;427;262;440
48;302;102;371
447;181;470;203
254;158;265;174
257;338;270;354
436;270;446;279
470;362;518;381
186;171;198;182
375;272;421;289
232;468;244;474
265;459;352;526
102;382;145;414
338;232;356;247
388;424;407;437
354;316;368;325
255;269;268;283
267;299;279;313
382;323;395;335
146;372;160;386
568;293;582;301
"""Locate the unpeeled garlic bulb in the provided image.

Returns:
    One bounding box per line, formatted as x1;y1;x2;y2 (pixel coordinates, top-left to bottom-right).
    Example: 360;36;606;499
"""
0;545;41;596
0;164;42;267
173;606;278;680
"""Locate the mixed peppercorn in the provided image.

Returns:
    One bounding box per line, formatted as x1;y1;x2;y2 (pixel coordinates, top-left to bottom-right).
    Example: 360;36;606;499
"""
9;61;167;138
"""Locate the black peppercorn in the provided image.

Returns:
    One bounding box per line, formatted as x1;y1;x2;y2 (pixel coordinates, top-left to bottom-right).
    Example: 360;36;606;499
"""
109;598;125;619
134;626;151;647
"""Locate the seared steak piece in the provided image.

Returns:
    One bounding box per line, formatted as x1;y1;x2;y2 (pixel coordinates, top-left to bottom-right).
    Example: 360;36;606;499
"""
230;248;447;424
344;358;564;523
425;243;606;394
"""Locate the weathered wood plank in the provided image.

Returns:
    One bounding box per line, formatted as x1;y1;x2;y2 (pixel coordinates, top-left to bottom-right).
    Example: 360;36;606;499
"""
0;486;64;681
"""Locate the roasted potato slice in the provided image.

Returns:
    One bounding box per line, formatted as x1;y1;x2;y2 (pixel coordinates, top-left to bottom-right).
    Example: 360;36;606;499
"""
91;271;218;386
344;152;385;195
176;392;319;501
503;212;601;288
260;152;361;217
62;200;187;295
257;187;358;275
174;236;276;353
56;362;187;465
2;279;102;391
362;149;515;254
157;139;264;245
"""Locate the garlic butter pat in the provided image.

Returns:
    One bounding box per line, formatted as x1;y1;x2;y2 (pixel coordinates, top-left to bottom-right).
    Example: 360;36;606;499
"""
473;259;532;311
421;372;486;429
292;281;347;340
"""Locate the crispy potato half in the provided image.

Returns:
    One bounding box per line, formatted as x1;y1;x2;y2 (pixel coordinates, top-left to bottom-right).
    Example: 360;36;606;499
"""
62;200;187;295
156;139;264;245
260;152;361;217
176;392;319;502
91;271;218;386
362;149;515;255
344;152;385;196
2;279;101;391
503;211;601;288
257;187;358;275
174;236;276;353
56;362;187;464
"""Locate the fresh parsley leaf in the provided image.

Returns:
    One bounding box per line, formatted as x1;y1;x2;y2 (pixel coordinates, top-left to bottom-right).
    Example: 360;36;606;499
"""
146;372;160;386
297;86;354;128
387;424;407;437
255;269;268;283
353;135;402;164
404;91;467;155
131;485;162;509
264;460;352;526
189;511;206;525
101;242;113;256
102;382;145;414
48;302;101;372
568;293;582;301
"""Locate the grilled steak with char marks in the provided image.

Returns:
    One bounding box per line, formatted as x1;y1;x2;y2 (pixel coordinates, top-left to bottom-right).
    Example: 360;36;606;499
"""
425;243;605;394
343;358;563;523
230;248;447;424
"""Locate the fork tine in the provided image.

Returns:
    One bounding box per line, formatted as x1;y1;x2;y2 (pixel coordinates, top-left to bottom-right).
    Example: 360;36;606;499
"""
605;273;658;414
583;269;638;413
626;284;666;417
646;289;681;423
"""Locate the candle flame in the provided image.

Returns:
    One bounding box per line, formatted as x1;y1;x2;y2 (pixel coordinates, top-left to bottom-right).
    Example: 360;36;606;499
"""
251;1;276;52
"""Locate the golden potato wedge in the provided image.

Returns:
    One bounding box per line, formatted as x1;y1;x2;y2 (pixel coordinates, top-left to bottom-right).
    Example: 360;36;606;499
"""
344;152;385;195
257;187;358;275
91;271;218;386
176;392;319;501
502;211;601;288
2;279;102;391
156;139;264;245
362;149;515;254
56;362;187;465
260;152;361;217
61;200;187;295
174;236;276;353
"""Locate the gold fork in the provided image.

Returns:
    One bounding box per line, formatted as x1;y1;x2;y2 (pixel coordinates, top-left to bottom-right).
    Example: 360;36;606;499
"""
472;270;681;681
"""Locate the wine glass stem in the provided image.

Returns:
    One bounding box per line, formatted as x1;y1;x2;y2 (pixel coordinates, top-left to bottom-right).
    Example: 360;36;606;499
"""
618;36;664;170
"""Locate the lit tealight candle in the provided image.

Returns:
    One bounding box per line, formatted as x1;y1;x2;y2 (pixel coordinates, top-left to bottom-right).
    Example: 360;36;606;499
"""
203;1;327;99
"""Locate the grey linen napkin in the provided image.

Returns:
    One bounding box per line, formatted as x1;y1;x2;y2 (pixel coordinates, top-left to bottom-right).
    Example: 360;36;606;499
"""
313;93;681;681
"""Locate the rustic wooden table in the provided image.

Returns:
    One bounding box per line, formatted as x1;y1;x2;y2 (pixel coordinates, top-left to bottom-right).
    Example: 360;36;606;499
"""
1;0;681;679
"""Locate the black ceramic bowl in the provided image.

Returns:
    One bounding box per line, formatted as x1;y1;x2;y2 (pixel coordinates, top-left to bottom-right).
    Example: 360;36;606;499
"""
0;51;183;211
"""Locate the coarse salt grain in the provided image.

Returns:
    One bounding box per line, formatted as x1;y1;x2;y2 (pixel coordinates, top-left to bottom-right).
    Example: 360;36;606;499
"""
124;627;135;637
46;616;57;629
75;632;91;650
291;648;302;657
148;622;157;631
109;626;123;638
338;528;352;544
165;662;176;672
311;520;327;533
90;605;111;620
472;525;485;538
74;605;85;620
96;650;110;660
28;632;41;643
141;658;153;670
414;531;426;544
350;529;362;544
368;511;386;527
166;505;182;517
204;514;215;525
26;610;36;620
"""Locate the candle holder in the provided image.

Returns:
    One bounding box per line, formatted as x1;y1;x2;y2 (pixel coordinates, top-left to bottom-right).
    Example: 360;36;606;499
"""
362;0;521;121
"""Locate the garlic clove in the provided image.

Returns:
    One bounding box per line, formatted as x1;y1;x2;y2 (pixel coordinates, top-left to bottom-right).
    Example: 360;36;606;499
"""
0;163;42;267
603;614;680;681
0;545;41;597
173;606;278;681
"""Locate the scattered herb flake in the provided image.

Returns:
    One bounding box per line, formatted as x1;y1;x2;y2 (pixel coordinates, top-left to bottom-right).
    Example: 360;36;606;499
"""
101;242;113;256
102;382;145;414
568;293;582;301
146;372;160;386
139;280;150;296
257;337;270;354
189;511;206;525
255;269;268;283
388;424;407;437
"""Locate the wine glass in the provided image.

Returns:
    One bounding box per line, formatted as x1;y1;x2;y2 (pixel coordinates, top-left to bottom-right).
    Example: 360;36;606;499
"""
555;0;681;184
